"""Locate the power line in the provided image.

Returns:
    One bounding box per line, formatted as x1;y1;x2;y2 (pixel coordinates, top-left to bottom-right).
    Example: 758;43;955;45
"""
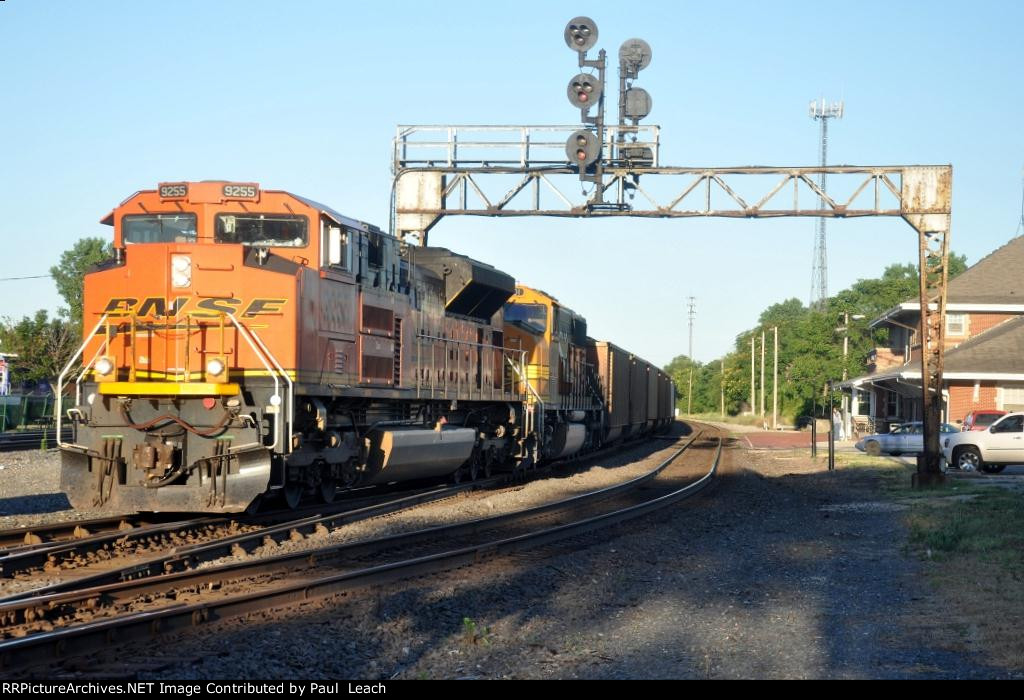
0;274;51;282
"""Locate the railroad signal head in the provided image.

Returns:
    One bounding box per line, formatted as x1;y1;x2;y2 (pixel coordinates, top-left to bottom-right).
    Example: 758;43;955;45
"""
567;73;602;111
624;87;653;121
618;38;652;76
566;129;601;167
564;16;599;53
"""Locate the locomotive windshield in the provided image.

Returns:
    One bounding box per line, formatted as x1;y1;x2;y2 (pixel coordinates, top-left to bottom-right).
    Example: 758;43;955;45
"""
504;303;547;334
123;214;197;244
215;214;308;247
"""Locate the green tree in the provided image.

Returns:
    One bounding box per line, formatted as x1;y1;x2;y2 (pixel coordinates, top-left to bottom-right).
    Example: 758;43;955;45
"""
49;237;113;330
0;311;77;383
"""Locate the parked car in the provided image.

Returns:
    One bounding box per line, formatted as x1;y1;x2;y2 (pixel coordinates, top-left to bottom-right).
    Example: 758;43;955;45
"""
943;412;1024;473
960;409;1007;431
855;421;959;456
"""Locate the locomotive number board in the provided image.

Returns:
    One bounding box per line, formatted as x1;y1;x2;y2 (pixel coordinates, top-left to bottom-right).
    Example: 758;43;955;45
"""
158;182;188;200
223;183;259;201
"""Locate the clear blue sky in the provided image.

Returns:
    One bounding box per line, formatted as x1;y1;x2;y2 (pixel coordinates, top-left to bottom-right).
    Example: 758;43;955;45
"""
2;1;1022;367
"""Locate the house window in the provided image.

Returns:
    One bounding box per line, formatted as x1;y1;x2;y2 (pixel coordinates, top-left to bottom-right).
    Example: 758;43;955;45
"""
854;389;870;416
1001;387;1024;412
885;390;900;418
946;313;966;336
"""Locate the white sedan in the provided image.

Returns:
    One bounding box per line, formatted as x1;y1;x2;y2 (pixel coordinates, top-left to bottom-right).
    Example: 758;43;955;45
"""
942;412;1024;473
855;422;959;456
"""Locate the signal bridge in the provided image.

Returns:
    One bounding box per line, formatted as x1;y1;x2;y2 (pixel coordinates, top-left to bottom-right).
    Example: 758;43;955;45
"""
389;14;954;482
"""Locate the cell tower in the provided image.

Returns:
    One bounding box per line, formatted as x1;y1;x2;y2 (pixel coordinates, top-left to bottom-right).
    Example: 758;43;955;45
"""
809;97;844;308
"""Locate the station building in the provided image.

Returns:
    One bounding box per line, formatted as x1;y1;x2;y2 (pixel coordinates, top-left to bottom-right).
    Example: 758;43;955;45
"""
840;236;1024;436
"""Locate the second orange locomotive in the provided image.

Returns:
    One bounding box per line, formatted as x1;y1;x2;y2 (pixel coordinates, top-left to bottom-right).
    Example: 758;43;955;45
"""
59;181;673;513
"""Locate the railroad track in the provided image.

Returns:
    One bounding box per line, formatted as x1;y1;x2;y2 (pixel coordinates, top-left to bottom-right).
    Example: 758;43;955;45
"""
0;425;676;582
0;423;721;673
0;478;503;584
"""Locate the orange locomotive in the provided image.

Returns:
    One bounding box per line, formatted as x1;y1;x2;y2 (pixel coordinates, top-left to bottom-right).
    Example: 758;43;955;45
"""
59;181;674;513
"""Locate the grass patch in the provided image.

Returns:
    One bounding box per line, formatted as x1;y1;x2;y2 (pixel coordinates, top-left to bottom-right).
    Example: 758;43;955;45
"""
904;485;1024;670
907;490;1024;559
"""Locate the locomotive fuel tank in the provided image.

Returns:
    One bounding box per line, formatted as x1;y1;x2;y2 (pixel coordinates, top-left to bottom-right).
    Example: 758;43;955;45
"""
362;426;476;485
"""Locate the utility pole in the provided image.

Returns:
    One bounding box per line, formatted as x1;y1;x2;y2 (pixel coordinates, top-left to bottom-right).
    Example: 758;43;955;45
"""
686;368;692;414
760;329;766;423
720;359;725;419
687;296;696;361
750;336;756;415
809;97;844;308
772;326;778;430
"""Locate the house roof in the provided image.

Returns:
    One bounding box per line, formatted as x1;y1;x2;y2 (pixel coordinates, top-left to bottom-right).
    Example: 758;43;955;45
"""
943;235;1024;305
870;236;1024;327
943;315;1024;374
843;316;1024;387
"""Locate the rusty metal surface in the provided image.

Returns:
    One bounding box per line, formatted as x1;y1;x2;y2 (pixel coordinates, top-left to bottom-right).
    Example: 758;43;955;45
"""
393;164;951;243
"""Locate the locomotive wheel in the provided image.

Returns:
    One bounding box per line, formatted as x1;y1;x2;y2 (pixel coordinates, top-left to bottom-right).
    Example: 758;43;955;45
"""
468;456;481;482
318;462;337;504
283;481;303;510
320;478;337;503
340;460;360;488
483;447;495;479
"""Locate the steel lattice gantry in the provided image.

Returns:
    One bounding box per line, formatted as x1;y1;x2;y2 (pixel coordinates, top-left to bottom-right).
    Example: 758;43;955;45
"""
391;126;952;480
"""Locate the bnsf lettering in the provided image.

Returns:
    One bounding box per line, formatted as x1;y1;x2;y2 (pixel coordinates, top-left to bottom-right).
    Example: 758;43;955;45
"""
136;296;189;318
242;298;287;317
193;298;243;316
102;298;138;317
100;297;286;318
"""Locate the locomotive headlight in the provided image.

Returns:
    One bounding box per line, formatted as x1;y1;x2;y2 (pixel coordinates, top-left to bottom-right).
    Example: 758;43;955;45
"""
206;358;225;376
94;357;114;376
170;254;192;288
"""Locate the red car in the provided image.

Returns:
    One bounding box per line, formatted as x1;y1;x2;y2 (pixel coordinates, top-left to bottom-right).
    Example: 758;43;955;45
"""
961;410;1007;431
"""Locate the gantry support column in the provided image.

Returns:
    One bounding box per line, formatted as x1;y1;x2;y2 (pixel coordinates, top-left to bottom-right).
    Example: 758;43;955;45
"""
902;166;953;485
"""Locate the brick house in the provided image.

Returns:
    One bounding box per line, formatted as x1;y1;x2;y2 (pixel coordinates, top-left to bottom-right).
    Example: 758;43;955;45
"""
841;236;1024;436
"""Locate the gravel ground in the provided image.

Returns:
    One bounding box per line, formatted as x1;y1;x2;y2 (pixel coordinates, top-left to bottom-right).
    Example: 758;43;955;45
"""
0;449;115;529
13;431;1014;679
199;437;690;568
115;435;1011;680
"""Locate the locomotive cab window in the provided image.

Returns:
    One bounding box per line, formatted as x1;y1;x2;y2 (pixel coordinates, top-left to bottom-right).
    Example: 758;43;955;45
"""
325;221;352;271
123;214;197;244
367;232;384;268
215;214;308;247
504;303;547;334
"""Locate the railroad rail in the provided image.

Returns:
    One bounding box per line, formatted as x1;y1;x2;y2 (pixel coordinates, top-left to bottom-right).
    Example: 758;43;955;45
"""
0;426;677;582
0;424;721;673
0;479;501;583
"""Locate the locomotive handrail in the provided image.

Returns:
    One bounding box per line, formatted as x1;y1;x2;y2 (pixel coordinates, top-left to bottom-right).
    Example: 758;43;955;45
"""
246;324;294;454
506;354;544;443
415;331;528;401
223;313;289;455
56;314;110;451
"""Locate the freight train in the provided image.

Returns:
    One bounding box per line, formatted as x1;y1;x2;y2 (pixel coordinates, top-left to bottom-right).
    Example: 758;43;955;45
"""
58;181;674;513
